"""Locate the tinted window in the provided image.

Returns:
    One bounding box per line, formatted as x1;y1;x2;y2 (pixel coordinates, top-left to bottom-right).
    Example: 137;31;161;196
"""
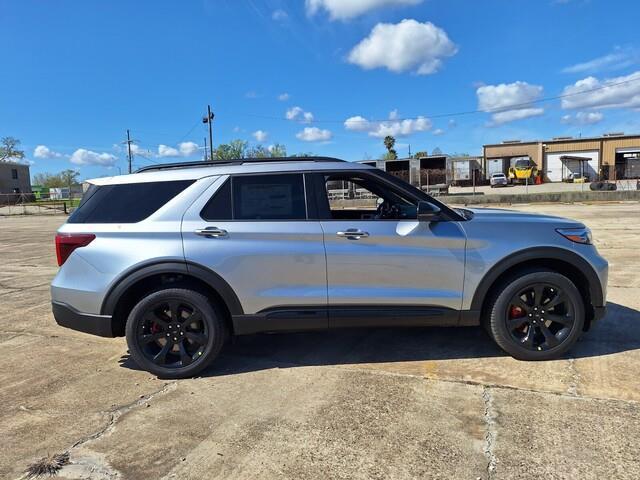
11;169;18;179
233;174;306;220
200;179;232;220
68;180;194;223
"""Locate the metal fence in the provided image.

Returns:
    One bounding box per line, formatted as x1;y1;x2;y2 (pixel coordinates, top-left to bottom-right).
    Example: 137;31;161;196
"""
0;192;81;216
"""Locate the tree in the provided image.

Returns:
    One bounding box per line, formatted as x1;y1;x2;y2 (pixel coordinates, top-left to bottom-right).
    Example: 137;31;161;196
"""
214;139;247;160
246;145;270;158
413;151;429;159
0;136;25;162
268;143;287;157
291;151;314;157
383;135;397;160
32;170;80;188
59;169;80;188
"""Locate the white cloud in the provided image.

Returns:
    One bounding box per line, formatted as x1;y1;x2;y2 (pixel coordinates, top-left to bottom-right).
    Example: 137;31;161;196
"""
476;81;545;124
562;47;638;74
33;145;63;159
306;0;422;20
70;149;117;166
245;90;259;99
252;130;268;142
179;141;199;156
432;128;444;136
278;92;290;101
158;145;179;157
561;71;640;110
272;9;288;21
129;144;152;158
158;142;200;158
286;106;314;123
348;19;457;75
344;110;432;137
296;127;332;142
561;111;604;125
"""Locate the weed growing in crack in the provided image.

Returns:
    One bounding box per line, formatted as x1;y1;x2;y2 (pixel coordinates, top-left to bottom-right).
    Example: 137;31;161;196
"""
25;451;70;478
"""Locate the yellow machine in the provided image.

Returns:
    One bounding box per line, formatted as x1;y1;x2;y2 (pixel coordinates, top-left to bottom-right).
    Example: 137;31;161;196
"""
508;158;538;184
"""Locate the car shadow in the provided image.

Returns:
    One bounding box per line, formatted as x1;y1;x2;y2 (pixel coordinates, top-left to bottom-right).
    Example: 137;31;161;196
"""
118;302;640;377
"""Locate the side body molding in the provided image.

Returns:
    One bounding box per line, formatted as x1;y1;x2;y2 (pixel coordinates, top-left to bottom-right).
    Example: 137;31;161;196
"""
469;246;604;312
100;261;244;316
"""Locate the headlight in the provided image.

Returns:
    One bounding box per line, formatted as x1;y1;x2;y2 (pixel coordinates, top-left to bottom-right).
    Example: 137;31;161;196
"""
556;227;592;245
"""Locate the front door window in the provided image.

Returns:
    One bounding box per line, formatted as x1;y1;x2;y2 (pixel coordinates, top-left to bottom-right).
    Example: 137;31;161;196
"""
323;173;417;221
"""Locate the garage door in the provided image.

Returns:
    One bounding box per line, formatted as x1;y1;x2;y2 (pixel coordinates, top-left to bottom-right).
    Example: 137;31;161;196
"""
485;159;503;179
545;151;598;182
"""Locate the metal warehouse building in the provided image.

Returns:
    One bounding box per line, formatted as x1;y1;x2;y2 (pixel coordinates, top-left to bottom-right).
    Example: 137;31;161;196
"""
484;133;640;182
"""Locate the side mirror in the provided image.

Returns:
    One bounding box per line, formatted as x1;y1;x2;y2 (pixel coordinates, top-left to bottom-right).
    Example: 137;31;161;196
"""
417;201;441;222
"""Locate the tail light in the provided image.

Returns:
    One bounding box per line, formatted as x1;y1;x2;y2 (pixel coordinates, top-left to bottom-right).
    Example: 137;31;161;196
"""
55;233;96;266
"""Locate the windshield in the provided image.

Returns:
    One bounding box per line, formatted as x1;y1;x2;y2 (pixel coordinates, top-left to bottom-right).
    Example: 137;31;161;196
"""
514;159;532;169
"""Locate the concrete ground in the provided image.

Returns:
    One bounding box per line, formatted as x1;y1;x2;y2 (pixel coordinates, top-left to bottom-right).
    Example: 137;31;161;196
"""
1;202;639;479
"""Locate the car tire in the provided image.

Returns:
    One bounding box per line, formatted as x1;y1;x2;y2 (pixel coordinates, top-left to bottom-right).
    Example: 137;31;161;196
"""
125;288;227;378
485;269;585;360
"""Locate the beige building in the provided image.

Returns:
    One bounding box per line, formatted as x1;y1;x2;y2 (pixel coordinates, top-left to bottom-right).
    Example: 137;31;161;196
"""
483;133;640;182
0;161;31;194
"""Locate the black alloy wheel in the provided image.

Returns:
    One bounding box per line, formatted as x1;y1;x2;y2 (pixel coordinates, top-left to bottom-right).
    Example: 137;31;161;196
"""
486;269;585;360
126;288;226;378
137;299;208;368
505;283;575;352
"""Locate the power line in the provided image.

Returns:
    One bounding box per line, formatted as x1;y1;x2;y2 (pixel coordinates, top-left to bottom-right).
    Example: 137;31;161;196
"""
175;118;202;145
239;76;640;124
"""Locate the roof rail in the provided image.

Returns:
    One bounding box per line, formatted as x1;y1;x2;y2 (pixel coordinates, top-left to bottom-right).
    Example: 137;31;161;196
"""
135;156;345;173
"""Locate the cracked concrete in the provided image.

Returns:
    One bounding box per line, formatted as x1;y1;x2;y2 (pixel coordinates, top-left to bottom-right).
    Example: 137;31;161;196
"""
482;387;497;479
2;202;640;479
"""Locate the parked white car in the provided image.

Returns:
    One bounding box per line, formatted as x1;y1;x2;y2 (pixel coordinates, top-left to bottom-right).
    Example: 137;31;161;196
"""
490;173;508;187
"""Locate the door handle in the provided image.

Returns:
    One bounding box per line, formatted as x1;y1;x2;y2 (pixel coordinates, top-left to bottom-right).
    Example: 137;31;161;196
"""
195;227;228;238
336;229;369;239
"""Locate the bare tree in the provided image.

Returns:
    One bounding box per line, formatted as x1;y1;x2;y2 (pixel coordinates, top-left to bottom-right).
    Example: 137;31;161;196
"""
0;136;25;162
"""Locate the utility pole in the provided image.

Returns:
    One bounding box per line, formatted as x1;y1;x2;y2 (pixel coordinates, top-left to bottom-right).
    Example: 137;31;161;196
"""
203;137;208;162
202;105;214;162
123;129;135;173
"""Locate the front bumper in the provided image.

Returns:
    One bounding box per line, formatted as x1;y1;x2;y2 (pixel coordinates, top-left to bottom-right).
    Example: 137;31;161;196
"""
52;301;115;337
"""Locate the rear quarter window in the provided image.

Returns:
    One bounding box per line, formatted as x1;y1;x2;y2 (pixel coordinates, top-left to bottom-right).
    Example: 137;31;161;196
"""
68;180;194;223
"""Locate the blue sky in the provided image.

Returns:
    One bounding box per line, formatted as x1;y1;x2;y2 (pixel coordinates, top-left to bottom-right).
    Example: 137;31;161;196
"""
2;0;640;180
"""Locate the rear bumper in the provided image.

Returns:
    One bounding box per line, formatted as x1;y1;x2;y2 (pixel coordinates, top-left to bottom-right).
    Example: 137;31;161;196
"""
52;301;115;337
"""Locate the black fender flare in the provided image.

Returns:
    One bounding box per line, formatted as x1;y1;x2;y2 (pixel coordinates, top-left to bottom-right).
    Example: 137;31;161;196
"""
470;247;604;311
100;260;244;316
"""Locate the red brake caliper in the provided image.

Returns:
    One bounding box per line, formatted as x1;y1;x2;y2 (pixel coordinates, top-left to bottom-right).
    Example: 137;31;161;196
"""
509;305;527;332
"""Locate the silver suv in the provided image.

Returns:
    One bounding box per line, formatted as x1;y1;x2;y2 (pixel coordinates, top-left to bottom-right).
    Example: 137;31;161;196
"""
52;157;608;378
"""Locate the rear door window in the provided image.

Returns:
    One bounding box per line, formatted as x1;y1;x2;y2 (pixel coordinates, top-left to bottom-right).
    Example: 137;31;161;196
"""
201;174;307;221
68;180;194;223
233;174;306;220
